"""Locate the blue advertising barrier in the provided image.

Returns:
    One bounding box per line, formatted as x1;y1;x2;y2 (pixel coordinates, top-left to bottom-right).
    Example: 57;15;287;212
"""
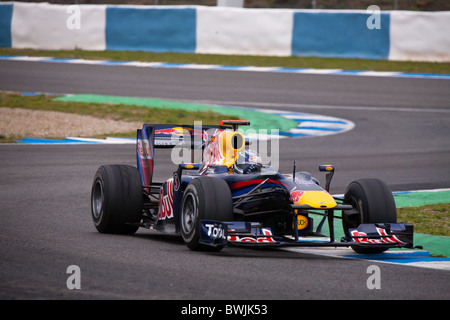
0;3;449;62
292;11;390;60
0;3;13;48
105;7;196;53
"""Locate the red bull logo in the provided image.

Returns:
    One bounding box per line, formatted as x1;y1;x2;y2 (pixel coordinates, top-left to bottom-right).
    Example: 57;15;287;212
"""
290;190;304;204
156;126;190;136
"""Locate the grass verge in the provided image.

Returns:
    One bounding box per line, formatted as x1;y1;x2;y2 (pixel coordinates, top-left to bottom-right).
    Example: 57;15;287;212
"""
397;203;450;237
1;48;450;74
0;91;238;142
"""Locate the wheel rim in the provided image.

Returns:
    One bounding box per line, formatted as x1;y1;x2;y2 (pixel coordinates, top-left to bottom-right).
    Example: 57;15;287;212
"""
347;196;362;225
92;179;103;220
342;195;363;237
182;193;196;234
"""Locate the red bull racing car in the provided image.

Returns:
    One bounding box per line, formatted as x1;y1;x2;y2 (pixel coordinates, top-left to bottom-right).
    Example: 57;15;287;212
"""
90;120;418;254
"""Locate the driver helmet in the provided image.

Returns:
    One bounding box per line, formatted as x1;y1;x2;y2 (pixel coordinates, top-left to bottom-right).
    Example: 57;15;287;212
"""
234;149;262;174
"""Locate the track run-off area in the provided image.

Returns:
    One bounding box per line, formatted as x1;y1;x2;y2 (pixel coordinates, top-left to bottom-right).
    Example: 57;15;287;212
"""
0;57;449;300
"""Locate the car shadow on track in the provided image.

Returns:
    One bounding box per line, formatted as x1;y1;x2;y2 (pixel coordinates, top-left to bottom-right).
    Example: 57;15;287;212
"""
218;247;334;261
133;230;336;261
133;230;185;244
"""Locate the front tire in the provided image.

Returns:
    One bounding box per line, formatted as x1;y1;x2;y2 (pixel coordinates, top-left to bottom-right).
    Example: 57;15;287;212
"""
181;177;233;251
343;179;397;254
91;165;143;234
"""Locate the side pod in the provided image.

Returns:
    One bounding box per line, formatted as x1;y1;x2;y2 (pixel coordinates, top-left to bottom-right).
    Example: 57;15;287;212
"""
137;124;155;187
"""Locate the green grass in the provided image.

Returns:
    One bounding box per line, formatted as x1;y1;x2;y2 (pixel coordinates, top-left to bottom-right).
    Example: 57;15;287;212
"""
1;48;450;74
397;203;450;237
0;92;237;142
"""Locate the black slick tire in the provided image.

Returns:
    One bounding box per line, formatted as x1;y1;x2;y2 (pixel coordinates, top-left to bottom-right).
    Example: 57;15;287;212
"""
343;178;397;254
180;176;233;251
91;165;143;234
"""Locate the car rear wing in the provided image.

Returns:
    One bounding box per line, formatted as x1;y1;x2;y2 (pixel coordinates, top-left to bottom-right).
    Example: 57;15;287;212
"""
137;121;251;187
136;123;221;186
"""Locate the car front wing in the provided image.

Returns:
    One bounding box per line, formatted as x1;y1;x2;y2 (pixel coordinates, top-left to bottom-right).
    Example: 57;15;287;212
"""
199;220;417;250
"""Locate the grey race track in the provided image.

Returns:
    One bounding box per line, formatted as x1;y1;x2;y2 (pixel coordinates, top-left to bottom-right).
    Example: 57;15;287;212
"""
0;60;449;300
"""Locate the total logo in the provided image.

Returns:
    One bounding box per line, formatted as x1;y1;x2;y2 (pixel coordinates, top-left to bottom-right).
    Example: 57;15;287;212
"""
205;224;227;240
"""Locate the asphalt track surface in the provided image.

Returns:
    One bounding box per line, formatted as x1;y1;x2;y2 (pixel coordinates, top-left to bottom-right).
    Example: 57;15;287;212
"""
1;60;450;300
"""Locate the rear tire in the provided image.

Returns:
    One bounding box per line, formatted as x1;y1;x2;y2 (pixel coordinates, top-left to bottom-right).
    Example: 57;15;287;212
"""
343;179;397;254
181;177;233;251
91;165;143;234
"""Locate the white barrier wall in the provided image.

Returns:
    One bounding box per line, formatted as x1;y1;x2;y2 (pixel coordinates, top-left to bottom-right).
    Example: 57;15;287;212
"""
11;2;106;51
389;11;450;62
1;2;449;62
196;7;293;56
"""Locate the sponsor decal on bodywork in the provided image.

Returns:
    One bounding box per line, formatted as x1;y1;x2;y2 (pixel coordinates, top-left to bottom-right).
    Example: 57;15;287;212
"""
228;228;276;243
348;223;413;246
200;220;228;247
350;228;406;245
158;179;174;220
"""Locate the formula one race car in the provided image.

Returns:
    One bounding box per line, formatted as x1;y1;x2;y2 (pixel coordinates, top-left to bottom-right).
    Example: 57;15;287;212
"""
90;120;418;254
